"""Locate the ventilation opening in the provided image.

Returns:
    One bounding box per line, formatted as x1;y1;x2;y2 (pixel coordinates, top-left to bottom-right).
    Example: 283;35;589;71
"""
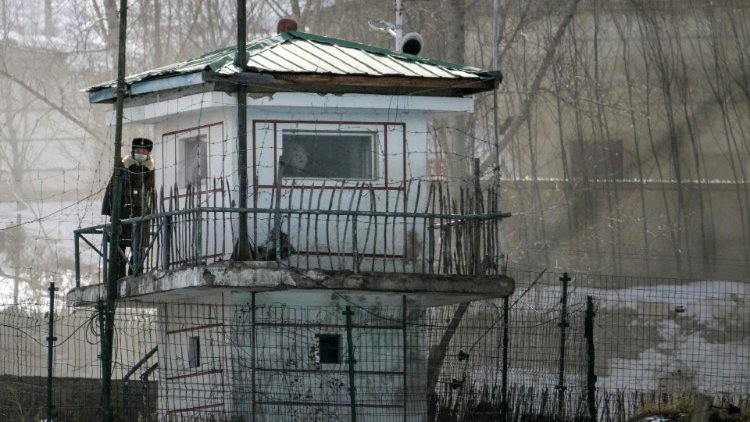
316;334;342;364
188;336;201;368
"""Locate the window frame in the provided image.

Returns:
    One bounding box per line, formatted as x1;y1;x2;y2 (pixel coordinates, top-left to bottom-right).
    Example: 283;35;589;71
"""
315;333;342;364
280;129;379;181
188;336;201;368
179;134;209;188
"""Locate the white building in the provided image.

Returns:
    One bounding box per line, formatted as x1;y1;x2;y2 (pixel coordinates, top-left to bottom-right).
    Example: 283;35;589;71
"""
69;29;512;420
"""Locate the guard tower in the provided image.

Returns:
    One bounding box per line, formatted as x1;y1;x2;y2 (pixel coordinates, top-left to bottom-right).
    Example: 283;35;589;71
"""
69;29;512;420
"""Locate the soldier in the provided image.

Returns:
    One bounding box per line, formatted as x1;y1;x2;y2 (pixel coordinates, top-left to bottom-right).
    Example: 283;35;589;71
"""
102;137;156;277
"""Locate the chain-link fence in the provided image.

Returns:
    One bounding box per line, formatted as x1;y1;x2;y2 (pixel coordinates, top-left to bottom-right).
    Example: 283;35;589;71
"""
1;269;748;421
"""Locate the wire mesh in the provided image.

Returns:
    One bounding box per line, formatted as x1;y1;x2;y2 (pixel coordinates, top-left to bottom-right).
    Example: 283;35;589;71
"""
0;269;748;420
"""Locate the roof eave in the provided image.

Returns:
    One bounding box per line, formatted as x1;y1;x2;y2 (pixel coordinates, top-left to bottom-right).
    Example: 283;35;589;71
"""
87;69;499;105
204;71;499;97
88;72;206;104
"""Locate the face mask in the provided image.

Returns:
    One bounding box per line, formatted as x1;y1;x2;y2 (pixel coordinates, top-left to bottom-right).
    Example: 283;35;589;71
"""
134;153;148;163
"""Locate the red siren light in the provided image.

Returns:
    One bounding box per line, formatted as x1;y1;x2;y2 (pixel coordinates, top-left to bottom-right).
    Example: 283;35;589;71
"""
277;18;298;34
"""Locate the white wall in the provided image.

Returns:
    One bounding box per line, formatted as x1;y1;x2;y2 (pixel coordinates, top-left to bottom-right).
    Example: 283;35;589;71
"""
121;91;471;270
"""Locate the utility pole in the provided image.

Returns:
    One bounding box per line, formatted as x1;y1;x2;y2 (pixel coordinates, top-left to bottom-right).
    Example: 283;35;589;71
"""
102;0;128;419
234;0;251;261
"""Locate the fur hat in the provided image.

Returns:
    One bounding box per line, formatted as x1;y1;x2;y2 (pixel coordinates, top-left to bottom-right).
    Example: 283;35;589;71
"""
132;137;153;151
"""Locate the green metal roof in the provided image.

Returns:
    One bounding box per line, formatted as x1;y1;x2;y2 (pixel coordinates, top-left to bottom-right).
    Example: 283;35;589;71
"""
87;30;501;99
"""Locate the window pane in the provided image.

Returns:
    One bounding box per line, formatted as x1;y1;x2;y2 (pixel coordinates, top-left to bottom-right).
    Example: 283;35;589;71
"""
182;135;207;186
281;131;375;180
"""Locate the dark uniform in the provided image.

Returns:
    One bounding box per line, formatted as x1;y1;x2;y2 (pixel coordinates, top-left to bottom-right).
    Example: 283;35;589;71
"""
102;138;156;276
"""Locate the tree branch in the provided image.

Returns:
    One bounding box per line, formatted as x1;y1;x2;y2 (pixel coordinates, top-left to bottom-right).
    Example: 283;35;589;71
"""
482;0;583;174
0;68;106;146
0;269;33;284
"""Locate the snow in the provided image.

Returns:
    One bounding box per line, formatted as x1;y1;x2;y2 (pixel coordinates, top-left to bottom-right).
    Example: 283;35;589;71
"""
509;280;750;395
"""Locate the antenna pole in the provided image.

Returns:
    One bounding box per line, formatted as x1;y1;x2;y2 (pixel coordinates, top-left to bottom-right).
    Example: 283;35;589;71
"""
492;0;502;188
394;0;403;49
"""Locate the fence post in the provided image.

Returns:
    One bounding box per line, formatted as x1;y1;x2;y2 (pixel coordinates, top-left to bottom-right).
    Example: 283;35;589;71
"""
501;295;509;419
74;233;81;288
440;224;448;274
102;230;109;285
161;215;171;270
274;160;283;264
402;296;408;422
352;218;359;273
428;217;435;274
472;158;481;275
585;296;597;421
141;363;158;418
557;272;570;420
46;282;57;422
132;221;141;275
251;292;257;422
123;378;130;421
98;299;114;421
344;306;357;422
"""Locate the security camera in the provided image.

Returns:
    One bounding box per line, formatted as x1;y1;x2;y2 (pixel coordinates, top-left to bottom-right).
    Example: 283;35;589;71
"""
400;32;423;55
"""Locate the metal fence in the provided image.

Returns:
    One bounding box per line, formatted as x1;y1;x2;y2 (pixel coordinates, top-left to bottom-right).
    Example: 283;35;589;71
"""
1;269;748;421
73;180;510;288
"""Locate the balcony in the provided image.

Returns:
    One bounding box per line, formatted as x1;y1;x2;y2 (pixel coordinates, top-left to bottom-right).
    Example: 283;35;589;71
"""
69;181;514;304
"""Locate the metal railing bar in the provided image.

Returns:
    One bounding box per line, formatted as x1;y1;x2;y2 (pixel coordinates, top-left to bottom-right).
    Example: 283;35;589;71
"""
74;202;511;287
123;346;158;381
79;235;104;258
255;401;404;409
83;207;512;228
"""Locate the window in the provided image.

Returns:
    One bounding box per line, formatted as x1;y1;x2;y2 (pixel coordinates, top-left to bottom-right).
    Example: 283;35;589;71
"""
315;334;342;364
181;135;208;187
188;336;201;368
281;131;376;180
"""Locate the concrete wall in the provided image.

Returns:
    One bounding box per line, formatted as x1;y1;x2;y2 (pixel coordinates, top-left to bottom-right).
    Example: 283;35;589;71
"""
156;293;231;419
230;290;428;421
152;290;429;420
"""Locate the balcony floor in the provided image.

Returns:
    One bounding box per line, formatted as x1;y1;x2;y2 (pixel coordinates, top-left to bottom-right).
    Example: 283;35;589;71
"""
66;261;514;306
